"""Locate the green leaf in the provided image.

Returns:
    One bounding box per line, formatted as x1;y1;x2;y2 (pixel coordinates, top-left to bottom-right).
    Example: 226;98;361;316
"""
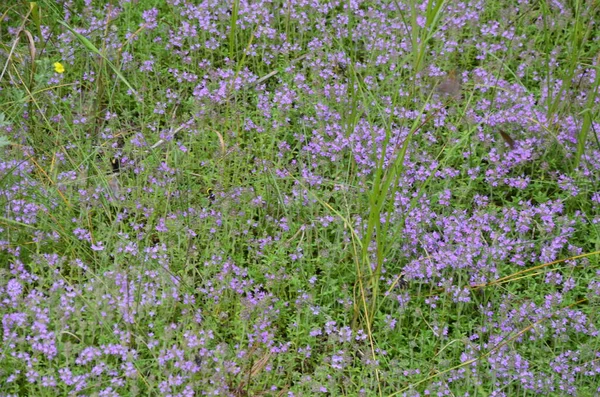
0;112;8;128
0;135;11;148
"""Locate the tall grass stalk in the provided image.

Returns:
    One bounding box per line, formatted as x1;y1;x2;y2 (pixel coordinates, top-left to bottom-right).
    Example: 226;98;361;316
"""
355;0;448;328
353;80;432;328
404;0;447;74
575;54;600;169
229;0;240;61
543;0;598;171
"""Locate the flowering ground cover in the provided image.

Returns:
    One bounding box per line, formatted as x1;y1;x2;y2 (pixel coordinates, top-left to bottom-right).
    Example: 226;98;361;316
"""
1;0;600;395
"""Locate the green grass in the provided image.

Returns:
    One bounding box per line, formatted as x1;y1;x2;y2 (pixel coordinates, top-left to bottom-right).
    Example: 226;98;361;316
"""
1;0;600;395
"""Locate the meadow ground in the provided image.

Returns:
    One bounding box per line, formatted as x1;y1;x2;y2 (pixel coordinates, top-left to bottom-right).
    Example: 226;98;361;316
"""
1;1;600;396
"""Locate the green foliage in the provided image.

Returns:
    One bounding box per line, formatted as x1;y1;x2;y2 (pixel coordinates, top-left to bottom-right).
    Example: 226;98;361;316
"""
1;0;599;396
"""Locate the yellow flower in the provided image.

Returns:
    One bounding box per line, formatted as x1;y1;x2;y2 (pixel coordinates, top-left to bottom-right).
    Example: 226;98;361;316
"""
53;62;65;74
